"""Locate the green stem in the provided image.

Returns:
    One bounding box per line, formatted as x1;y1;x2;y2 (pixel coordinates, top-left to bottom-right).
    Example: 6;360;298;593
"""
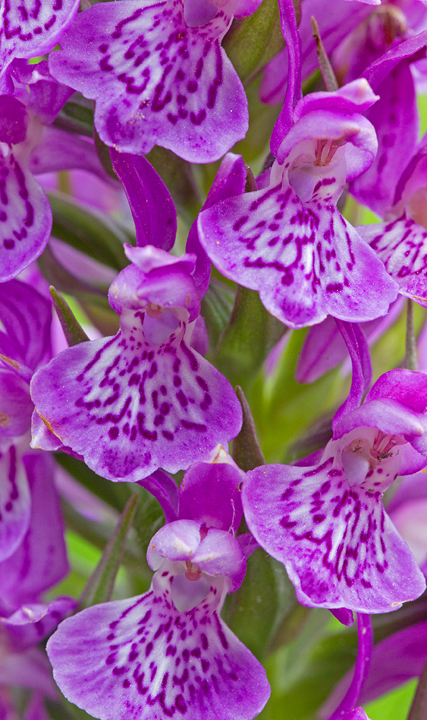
405;299;417;371
311;16;339;92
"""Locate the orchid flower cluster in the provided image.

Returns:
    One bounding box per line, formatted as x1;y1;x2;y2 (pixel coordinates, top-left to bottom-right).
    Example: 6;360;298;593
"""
3;0;427;719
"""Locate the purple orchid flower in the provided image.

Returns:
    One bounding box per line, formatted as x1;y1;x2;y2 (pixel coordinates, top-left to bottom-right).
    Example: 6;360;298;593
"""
242;367;427;613
46;460;270;720
0;0;79;80
47;0;262;163
357;132;427;306
31;244;242;482
198;80;398;329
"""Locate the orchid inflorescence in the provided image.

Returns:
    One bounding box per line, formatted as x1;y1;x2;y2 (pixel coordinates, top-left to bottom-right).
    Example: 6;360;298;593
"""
2;1;427;719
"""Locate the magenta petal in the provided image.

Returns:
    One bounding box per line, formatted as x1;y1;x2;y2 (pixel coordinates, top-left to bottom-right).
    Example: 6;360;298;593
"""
47;588;269;720
0;152;52;282
0;96;28;145
198;185;398;328
330;607;354;627
360;620;427;704
365;369;427;414
0;647;56;697
110;149;177;251
0;453;68;609
351;62;418;217
0;370;33;437
179;462;243;533
30;320;242;482
0;0;79;76
49;0;248;162
192;529;246;590
270;0;302;155
28;126;109;180
242;461;426;612
0;441;31;563
138;469;179;523
0;279;51;372
2;596;77;651
332;321;372;428
327;614;372;720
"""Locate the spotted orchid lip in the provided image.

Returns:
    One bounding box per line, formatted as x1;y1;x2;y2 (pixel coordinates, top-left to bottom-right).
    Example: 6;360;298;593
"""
30;249;242;482
49;0;249;163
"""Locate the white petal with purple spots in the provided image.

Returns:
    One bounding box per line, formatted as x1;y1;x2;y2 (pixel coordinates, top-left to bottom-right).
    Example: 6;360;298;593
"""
198;181;398;328
49;0;248;162
47;566;269;720
30;311;242;482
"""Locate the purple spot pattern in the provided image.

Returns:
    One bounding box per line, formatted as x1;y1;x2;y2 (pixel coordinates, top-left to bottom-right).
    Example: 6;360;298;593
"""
199;179;397;327
361;215;427;305
0;0;79;73
0;440;31;562
48;568;268;720
243;434;425;612
0;151;52;282
49;0;248;161
31;311;241;481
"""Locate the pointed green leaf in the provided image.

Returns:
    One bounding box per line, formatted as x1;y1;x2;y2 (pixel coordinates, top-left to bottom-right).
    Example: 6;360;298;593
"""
201;277;235;350
79;492;139;609
94;129;118;181
223;0;285;84
48;191;132;271
311;15;338;91
232;385;265;471
222;549;296;660
214;284;286;391
50;286;90;346
52;93;94;138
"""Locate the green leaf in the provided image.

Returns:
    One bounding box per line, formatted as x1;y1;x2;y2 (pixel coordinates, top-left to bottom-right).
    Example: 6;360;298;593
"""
79;492;139;609
60;499;142;572
255;328;342;462
232;76;281;162
201;277;235;350
52;93;94;138
261;615;357;720
48;191;131;271
214;284;286;391
223;0;285;84
222;549;296;660
50;286;90;346
232;385;265;471
94;129;119;181
131;483;168;556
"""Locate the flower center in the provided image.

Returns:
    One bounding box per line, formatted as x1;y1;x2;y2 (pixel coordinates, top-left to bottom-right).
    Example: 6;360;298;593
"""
340;428;405;487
